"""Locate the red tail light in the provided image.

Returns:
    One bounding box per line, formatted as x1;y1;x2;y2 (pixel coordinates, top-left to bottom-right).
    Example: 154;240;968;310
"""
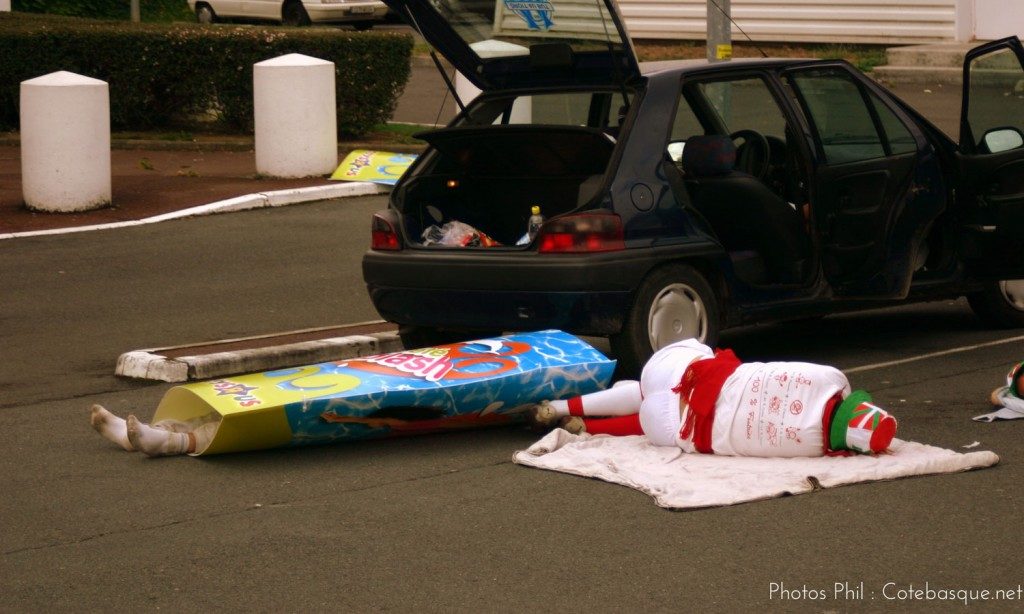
537;213;625;253
371;213;401;251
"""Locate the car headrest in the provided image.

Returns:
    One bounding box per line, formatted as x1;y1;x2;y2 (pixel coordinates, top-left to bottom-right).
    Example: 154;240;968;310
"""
682;135;736;177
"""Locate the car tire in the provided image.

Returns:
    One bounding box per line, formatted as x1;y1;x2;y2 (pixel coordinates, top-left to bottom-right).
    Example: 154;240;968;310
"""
195;3;217;24
967;279;1024;328
611;264;720;378
282;1;312;26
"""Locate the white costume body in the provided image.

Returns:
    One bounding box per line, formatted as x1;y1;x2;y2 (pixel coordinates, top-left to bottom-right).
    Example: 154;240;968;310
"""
637;340;851;457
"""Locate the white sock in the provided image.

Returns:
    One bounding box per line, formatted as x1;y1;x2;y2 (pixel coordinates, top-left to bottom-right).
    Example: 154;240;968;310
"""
90;404;135;452
126;415;190;457
566;381;643;416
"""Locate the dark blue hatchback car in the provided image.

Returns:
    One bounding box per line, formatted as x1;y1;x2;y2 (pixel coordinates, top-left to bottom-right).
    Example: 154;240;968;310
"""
364;0;1024;375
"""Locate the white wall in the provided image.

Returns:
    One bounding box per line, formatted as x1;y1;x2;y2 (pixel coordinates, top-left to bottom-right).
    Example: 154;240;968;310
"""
617;0;958;44
1;1;11;12
974;0;1024;40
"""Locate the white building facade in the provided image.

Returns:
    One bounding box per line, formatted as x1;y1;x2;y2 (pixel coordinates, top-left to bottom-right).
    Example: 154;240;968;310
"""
617;0;1024;44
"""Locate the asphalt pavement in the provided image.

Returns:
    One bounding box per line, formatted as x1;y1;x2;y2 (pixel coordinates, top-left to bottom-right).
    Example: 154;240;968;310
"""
2;205;1023;610
3;52;1021;612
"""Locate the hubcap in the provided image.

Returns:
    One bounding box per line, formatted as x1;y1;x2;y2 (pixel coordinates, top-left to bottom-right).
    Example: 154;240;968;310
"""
647;283;707;349
999;279;1024;311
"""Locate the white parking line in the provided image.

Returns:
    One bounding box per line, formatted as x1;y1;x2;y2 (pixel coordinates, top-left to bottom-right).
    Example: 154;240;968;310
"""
846;334;1024;374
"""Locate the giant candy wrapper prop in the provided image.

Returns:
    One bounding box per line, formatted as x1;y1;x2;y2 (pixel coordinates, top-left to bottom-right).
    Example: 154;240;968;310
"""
330;149;418;186
151;330;615;455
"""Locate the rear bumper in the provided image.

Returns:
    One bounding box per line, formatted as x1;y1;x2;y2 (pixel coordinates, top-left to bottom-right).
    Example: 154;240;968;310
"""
362;242;719;335
368;286;631;335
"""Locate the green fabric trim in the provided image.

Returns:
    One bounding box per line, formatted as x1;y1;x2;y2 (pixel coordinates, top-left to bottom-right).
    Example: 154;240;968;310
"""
830;390;873;452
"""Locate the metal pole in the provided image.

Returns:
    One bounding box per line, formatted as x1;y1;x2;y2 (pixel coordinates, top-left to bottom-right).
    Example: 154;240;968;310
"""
131;0;140;22
707;0;732;63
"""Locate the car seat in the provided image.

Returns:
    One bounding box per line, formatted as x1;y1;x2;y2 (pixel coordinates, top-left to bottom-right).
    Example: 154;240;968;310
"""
681;134;809;284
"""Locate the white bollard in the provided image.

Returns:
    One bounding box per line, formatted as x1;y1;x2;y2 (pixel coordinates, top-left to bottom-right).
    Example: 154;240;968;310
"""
254;54;337;178
21;71;111;212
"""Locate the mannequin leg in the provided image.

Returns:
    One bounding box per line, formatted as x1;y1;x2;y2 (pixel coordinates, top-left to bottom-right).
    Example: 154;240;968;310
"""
532;380;643;427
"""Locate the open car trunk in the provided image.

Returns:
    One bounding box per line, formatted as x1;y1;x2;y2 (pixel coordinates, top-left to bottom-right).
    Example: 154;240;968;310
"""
392;126;616;247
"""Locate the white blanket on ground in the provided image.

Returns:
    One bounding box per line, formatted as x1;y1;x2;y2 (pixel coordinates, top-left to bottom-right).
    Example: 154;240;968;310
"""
513;430;1000;509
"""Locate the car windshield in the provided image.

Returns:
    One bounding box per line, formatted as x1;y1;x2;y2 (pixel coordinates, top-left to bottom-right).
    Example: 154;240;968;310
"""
427;0;627;59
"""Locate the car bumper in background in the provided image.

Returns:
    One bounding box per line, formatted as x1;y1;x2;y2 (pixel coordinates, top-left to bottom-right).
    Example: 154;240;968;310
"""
305;2;388;22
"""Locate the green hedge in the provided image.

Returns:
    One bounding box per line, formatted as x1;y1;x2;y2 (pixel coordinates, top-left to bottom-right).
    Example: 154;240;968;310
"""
13;0;194;23
0;13;413;136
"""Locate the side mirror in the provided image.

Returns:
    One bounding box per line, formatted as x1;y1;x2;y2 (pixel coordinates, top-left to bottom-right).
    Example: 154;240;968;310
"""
667;141;686;164
982;127;1024;153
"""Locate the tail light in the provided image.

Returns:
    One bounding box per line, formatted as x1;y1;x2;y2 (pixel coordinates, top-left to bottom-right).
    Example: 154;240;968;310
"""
537;212;625;253
371;212;401;251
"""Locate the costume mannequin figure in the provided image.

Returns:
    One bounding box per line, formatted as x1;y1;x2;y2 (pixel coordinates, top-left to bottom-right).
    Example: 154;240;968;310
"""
974;361;1024;422
531;339;897;457
90;405;219;457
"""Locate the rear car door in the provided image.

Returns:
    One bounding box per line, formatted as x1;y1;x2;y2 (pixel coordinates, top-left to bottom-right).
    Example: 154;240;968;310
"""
786;65;945;298
956;37;1024;279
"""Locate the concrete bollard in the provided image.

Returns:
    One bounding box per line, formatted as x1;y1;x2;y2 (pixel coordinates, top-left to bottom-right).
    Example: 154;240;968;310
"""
254;54;337;178
21;71;111;212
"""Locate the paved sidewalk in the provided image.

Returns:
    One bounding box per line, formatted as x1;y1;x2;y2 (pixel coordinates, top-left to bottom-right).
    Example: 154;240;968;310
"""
0;136;423;235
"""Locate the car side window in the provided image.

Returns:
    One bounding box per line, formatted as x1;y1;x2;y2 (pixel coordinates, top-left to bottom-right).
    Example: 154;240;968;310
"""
789;69;887;164
870;92;917;156
695;77;788;140
966;47;1024;152
670;94;704;142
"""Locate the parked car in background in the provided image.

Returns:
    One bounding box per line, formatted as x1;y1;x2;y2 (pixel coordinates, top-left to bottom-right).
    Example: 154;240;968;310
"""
363;0;1024;376
188;0;388;29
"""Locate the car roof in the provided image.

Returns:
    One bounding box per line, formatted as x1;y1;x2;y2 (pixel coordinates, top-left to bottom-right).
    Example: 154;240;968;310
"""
640;57;817;77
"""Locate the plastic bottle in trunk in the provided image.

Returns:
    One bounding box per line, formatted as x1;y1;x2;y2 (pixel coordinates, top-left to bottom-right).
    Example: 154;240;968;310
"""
517;205;545;245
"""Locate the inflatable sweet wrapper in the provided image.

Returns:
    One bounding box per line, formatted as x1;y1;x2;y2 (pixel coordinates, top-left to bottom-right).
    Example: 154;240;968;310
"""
151;330;615;455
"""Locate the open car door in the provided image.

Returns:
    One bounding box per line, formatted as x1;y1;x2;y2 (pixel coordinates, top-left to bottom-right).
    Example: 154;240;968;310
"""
957;37;1024;279
787;64;944;298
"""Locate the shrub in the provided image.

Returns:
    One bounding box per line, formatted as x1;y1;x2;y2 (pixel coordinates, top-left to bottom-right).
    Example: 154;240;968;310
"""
13;0;194;23
0;12;413;136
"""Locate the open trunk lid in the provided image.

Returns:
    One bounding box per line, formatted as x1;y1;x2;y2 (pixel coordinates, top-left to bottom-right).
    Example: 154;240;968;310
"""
384;0;641;91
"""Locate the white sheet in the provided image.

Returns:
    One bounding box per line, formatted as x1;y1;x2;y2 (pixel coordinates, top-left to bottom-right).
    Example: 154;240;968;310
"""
513;430;1000;509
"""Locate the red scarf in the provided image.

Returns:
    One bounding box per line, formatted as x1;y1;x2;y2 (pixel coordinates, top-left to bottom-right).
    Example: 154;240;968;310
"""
673;349;742;453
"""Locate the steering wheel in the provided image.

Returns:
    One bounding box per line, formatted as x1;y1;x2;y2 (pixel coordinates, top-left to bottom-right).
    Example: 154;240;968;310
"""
729;129;771;180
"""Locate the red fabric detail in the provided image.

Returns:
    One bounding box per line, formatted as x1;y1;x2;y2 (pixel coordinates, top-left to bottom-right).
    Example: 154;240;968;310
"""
869;415;897;453
582;414;644;437
673;349;742;454
821;393;844;455
568;396;585;417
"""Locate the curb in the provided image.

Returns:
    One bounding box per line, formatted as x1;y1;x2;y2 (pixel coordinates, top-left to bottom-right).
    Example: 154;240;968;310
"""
0;181;390;240
117;330;404;383
0;134;427;154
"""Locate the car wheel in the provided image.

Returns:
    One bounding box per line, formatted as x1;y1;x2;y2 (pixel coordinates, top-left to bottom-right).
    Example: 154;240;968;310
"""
282;1;312;26
195;3;217;23
968;279;1024;328
611;264;720;378
398;326;500;350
